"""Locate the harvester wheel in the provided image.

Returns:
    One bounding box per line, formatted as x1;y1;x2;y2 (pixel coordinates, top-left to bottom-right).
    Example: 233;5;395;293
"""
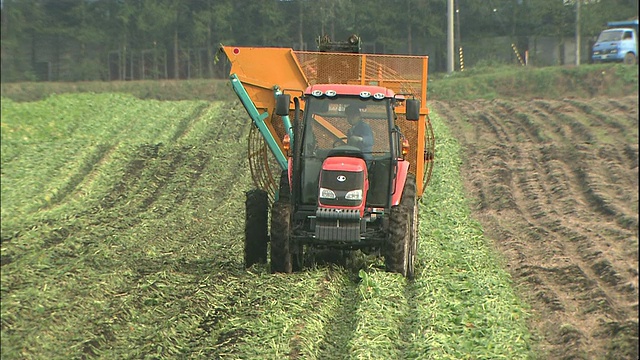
244;189;269;268
385;174;417;278
270;200;293;273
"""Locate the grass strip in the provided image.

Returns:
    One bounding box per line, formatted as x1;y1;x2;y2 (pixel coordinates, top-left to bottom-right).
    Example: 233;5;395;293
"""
401;111;534;359
287;266;357;360
347;268;409;360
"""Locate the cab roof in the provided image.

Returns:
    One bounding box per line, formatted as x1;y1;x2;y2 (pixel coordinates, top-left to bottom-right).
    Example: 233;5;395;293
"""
304;84;396;98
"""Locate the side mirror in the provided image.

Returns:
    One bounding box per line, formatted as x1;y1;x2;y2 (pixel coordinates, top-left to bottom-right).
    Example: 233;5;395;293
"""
276;94;291;116
405;99;420;121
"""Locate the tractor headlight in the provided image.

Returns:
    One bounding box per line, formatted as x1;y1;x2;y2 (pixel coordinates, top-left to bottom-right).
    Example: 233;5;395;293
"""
345;189;363;201
319;187;336;199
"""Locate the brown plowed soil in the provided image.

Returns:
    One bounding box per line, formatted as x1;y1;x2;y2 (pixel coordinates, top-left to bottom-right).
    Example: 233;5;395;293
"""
431;95;639;360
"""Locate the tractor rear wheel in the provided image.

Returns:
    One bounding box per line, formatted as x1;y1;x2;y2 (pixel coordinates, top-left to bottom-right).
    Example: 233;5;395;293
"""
270;200;293;273
244;189;269;268
385;174;417;278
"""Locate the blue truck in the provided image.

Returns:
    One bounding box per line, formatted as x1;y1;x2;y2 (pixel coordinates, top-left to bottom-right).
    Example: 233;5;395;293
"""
592;20;638;65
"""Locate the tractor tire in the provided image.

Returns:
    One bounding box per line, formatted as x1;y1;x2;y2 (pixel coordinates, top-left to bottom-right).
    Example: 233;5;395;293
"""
278;170;290;202
244;189;269;268
270;200;293;273
623;52;637;65
407;181;419;280
385;174;417;278
291;244;304;272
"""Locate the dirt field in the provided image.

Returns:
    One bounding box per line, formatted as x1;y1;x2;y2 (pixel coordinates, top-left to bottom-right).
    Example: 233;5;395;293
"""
430;95;639;359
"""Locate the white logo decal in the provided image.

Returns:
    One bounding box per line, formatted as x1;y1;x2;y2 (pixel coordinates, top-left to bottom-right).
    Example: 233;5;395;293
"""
337;175;347;182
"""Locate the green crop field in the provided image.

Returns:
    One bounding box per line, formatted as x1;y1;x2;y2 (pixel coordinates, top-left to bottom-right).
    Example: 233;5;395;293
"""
1;91;534;359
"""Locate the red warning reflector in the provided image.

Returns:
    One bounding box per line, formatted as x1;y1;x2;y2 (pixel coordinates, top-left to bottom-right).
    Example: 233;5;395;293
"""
233;48;240;55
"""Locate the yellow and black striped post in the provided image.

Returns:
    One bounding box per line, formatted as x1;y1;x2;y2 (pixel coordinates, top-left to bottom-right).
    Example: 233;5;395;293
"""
458;46;464;72
511;43;525;66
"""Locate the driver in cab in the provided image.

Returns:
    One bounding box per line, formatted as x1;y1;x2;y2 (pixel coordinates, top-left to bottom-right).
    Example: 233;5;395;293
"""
345;105;374;155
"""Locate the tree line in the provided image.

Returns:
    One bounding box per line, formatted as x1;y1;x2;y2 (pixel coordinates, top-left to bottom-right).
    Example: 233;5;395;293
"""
0;0;636;82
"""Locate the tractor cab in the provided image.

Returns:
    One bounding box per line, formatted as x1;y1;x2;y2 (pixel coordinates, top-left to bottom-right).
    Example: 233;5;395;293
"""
298;85;400;210
277;84;418;249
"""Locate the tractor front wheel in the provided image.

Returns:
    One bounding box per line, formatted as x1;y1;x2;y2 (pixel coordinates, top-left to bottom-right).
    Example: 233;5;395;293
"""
244;189;269;268
386;205;411;276
385;174;417;278
407;182;419;280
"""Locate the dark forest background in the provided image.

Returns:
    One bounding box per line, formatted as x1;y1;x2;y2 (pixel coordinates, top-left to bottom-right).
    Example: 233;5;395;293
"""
1;0;637;82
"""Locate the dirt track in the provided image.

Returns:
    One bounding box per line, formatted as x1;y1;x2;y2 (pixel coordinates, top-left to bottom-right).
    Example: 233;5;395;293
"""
431;95;639;360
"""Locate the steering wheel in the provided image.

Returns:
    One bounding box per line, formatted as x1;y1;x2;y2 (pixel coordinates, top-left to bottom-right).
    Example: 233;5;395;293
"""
333;137;348;147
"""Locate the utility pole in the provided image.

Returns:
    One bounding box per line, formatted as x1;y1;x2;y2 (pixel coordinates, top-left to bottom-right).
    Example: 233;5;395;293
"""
455;0;461;71
447;0;454;73
576;0;581;65
455;1;461;47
